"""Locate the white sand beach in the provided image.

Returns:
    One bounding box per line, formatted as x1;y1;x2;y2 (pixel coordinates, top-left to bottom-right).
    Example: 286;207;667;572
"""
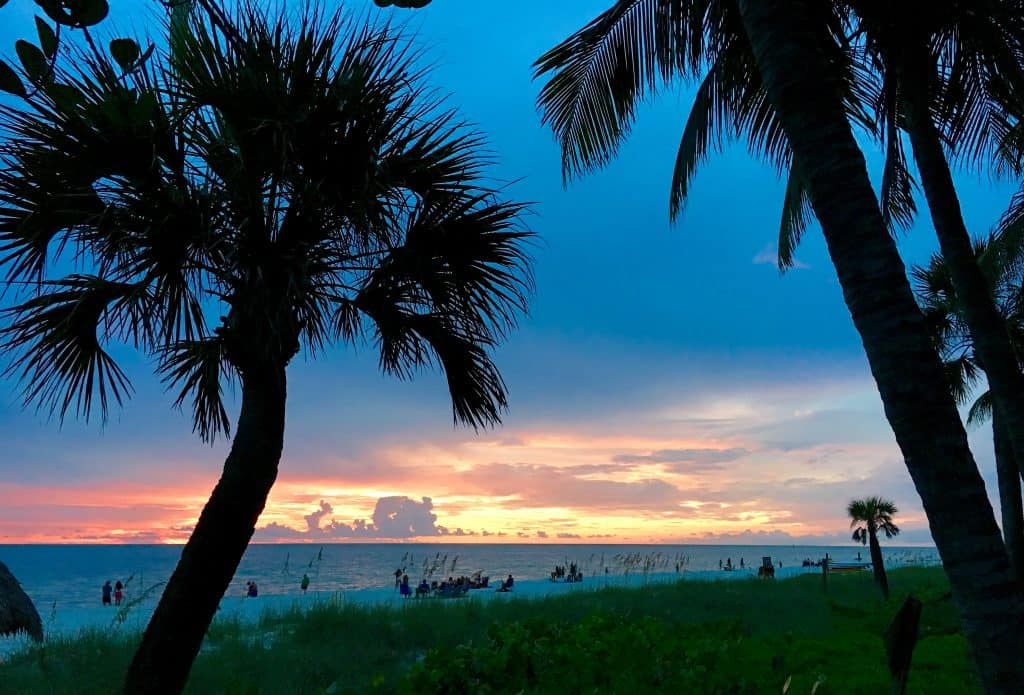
1;566;824;659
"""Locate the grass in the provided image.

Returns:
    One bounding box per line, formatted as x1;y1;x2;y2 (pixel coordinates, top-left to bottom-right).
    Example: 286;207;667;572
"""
0;567;977;694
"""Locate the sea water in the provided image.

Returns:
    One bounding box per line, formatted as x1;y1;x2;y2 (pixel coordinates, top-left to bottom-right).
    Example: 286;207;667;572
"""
0;542;939;611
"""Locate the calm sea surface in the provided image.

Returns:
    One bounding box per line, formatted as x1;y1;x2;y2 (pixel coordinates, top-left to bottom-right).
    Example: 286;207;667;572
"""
0;543;939;612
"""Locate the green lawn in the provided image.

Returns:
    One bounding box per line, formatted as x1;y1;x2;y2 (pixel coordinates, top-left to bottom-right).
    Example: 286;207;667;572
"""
0;567;977;694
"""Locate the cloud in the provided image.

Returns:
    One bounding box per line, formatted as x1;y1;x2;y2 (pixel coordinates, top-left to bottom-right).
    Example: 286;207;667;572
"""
255;496;444;540
613;448;749;464
612;447;749;472
536;530;549;538
455;462;686;511
752;244;809;270
305;500;333;532
370;496;440;537
557;532;581;539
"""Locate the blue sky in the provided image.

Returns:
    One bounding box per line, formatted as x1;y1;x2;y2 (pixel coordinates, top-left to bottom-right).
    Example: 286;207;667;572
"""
0;0;1017;544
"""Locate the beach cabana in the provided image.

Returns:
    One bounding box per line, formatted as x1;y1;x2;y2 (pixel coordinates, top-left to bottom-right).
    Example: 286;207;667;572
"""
0;560;42;642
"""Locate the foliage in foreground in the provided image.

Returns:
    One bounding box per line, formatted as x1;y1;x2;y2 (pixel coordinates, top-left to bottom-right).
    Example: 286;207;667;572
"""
0;568;977;694
405;615;771;694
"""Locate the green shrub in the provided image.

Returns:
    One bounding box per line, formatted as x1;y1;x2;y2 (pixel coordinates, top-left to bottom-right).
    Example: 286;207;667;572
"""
401;613;772;694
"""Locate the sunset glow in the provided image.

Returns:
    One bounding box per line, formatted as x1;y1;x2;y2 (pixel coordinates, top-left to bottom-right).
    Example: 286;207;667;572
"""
0;0;1008;549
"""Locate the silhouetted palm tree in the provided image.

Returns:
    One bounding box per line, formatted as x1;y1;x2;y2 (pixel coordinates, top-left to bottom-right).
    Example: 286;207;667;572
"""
848;496;900;599
535;2;1024;689
0;5;531;693
849;1;1024;529
914;238;1024;582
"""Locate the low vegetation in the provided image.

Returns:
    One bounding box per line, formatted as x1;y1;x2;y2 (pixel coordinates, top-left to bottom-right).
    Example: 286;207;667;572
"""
0;567;975;694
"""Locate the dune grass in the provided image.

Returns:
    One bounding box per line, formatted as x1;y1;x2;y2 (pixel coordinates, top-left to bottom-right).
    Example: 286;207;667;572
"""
0;567;975;694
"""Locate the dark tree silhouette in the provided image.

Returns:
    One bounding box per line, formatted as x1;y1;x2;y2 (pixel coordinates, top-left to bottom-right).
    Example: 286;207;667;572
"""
914;238;1024;583
848;496;901;599
535;1;1024;690
0;560;42;642
0;4;532;693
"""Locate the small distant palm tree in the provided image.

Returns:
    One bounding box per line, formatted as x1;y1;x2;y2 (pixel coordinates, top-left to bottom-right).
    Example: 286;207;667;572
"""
848;496;900;599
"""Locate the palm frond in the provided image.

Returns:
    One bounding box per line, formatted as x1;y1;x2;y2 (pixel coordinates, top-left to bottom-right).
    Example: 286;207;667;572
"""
668;19;758;219
1;276;145;421
848;495;899;530
777;161;812;271
967;390;994;427
534;0;709;180
877;91;918;233
347;191;533;428
938;2;1024;172
158;337;234;442
353;292;507;430
995;185;1024;276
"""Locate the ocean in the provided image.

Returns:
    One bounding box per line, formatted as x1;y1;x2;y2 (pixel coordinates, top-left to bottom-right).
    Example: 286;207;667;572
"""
0;543;939;612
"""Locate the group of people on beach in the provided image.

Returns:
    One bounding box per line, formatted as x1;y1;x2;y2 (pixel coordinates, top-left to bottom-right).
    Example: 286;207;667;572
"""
801;553;835;568
718;558;745;571
550;563;583;583
244;572;310;598
398;572;510;597
101;580;124;606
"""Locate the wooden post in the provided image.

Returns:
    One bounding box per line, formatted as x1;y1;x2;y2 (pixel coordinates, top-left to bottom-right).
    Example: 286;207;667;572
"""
884;595;922;695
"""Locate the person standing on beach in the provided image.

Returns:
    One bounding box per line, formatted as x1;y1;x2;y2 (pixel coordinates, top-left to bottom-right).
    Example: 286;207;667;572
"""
393;568;403;590
301;573;310;593
114;580;124;606
102;580;112;606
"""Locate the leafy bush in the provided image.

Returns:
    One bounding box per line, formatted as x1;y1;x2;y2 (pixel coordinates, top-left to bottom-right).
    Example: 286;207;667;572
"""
401;612;771;694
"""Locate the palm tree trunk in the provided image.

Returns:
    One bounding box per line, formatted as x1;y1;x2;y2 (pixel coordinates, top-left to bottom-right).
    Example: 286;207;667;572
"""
736;2;1024;691
123;364;288;695
867;525;890;599
993;406;1024;584
900;50;1024;508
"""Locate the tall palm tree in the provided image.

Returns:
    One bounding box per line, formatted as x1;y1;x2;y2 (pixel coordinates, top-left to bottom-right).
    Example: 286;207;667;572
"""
914;239;1024;583
535;1;1024;690
848;496;900;599
847;0;1024;523
0;5;532;693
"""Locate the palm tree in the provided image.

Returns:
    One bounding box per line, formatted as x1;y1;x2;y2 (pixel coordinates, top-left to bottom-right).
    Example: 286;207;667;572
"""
848;496;900;599
0;5;532;693
913;239;1024;583
535;1;1024;690
848;0;1024;526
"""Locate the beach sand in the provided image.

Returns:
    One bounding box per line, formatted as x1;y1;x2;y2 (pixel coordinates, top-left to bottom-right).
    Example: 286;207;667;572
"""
1;566;819;658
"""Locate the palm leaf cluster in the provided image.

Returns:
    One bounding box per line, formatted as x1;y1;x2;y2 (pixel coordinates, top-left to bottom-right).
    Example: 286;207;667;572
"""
0;4;532;440
534;0;1024;270
913;234;1024;426
848;496;900;543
